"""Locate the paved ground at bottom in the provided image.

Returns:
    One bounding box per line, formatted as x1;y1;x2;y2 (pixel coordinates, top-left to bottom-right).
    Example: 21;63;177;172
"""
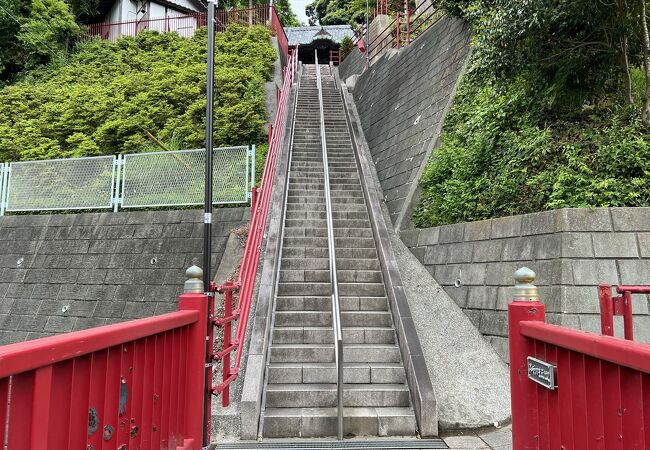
443;425;512;450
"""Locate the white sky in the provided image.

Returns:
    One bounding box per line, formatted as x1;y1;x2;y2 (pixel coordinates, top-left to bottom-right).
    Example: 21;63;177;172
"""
290;0;312;25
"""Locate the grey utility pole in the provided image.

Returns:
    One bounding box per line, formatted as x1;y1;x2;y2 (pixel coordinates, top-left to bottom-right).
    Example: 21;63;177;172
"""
202;0;216;447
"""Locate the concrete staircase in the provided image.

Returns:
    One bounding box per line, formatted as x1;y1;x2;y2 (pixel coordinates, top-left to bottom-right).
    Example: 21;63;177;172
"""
260;64;416;438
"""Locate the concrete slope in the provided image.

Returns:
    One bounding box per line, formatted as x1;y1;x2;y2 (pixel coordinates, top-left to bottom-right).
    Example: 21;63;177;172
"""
341;79;511;430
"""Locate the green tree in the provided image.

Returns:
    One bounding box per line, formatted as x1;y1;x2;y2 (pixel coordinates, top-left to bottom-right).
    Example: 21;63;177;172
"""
275;0;301;26
340;35;353;59
442;0;650;125
0;0;79;81
0;25;276;161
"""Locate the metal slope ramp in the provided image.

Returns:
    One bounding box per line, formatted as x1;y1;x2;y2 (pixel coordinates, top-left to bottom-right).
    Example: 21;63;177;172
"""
259;63;417;439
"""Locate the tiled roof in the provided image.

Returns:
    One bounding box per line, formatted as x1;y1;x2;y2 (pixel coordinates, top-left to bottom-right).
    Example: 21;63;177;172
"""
285;25;355;46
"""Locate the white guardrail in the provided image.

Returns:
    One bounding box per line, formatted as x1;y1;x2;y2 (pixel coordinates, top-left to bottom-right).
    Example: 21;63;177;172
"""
0;145;255;216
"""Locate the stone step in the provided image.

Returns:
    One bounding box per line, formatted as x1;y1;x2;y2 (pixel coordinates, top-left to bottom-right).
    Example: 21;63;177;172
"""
283;218;371;229
276;281;385;297
283;227;373;238
279;268;382;283
279;257;379;271
267;362;406;384
275;295;388;312
274;310;393;328
270;344;333;363
262;406;416;438
273;326;395;345
264;383;411;408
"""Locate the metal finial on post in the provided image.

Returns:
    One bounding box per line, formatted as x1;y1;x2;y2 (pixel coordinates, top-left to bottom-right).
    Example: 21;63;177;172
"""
184;265;204;293
512;267;538;301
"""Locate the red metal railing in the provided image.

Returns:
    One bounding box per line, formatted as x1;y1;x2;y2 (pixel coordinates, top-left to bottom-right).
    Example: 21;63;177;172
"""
86;4;274;43
270;5;290;63
510;276;650;449
599;284;650;340
213;48;298;406
329;48;342;65
362;0;442;63
0;287;210;449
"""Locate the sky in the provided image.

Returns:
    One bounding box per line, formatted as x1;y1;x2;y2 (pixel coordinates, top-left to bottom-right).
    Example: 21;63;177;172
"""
290;0;312;25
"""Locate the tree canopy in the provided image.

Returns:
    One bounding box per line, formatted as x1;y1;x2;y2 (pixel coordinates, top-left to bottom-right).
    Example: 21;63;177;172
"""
0;25;276;162
415;0;650;226
0;0;80;81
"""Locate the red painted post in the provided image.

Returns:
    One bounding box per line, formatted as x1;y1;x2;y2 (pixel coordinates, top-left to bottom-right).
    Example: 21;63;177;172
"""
509;267;545;450
599;284;614;336
338;48;342;65
222;280;233;407
251;186;258;208
623;290;634;340
405;0;410;45
177;266;211;446
396;12;401;48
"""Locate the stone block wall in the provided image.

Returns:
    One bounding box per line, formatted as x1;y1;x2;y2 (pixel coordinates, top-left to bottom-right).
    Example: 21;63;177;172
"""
348;15;471;229
0;209;248;344
399;208;650;361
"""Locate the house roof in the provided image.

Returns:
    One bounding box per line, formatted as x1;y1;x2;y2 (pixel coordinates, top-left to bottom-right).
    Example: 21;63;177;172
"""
285;25;355;47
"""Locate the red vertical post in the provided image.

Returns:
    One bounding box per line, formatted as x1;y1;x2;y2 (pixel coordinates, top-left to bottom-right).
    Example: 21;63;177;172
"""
599;284;614;336
509;267;545;450
338;48;342;65
222;281;233;407
251;186;258;208
623;290;634;340
396;12;401;48
405;0;410;45
178;267;211;446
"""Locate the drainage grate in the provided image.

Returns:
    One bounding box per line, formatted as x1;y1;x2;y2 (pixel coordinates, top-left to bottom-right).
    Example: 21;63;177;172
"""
215;439;448;449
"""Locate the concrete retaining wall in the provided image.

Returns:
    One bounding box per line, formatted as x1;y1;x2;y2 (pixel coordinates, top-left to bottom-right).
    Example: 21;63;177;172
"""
344;15;471;229
399;207;650;361
0;209;249;344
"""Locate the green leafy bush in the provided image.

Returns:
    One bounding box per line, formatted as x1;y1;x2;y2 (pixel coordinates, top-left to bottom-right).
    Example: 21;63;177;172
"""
414;69;650;227
0;25;276;162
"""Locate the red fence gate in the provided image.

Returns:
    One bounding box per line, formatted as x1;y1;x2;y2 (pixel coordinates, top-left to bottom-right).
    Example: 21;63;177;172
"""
0;267;210;450
509;268;650;449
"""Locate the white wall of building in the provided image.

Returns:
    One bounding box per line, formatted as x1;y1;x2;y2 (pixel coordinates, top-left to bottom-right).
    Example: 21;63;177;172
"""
102;0;201;39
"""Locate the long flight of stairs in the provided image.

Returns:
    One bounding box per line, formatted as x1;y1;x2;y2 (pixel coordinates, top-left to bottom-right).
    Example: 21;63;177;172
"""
260;64;416;438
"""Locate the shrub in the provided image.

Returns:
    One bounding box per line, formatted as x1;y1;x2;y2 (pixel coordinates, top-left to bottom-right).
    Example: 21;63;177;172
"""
0;25;276;162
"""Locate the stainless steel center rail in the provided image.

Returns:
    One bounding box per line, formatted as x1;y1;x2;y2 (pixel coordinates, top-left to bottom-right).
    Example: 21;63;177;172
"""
315;52;344;440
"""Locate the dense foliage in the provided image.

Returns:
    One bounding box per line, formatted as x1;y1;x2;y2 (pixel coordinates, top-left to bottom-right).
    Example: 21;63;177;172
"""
306;0;374;25
0;0;80;81
0;25;276;161
414;0;650;226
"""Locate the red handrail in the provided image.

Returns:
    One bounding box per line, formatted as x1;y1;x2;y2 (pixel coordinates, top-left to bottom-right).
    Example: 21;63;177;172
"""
85;4;273;42
599;284;650;341
0;288;210;448
213;48;298;406
362;0;442;63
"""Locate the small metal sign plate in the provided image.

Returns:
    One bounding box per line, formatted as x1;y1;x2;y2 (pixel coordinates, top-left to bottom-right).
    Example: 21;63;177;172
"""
527;357;556;390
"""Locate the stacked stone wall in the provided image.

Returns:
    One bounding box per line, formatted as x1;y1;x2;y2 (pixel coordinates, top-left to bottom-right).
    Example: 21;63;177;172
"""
344;15;471;229
399;208;650;360
0;209;248;344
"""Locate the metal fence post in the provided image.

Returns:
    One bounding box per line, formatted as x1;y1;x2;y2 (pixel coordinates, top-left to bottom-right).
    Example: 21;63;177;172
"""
509;267;545;450
1;163;10;216
0;163;6;216
250;144;256;197
112;155;123;213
